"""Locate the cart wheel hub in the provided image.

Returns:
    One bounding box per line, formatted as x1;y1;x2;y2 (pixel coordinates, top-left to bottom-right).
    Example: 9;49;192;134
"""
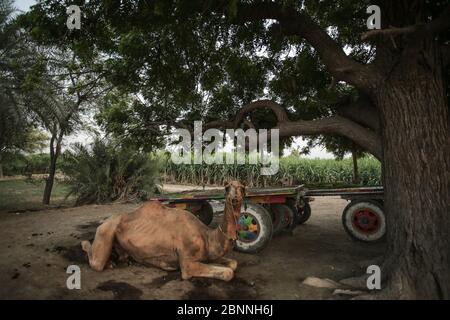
237;214;260;242
353;210;379;233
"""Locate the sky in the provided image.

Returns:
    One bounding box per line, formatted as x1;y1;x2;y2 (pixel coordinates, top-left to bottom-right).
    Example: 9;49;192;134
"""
14;0;35;12
13;0;335;159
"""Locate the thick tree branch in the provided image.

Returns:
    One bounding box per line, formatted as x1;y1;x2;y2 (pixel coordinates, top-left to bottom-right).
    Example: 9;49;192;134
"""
234;99;289;128
361;25;420;41
233;2;376;90
276;116;382;160
334;96;381;133
361;4;450;41
210;99;382;160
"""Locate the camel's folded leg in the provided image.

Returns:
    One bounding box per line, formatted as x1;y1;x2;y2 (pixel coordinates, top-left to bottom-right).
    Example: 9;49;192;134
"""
212;257;238;271
81;215;121;271
180;259;234;281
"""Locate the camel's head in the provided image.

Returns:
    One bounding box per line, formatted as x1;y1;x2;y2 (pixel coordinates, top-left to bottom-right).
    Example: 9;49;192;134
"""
224;180;245;217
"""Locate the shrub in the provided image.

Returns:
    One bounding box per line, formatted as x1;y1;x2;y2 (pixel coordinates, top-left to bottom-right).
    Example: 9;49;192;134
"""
61;139;160;205
1;153;51;176
1;153;28;175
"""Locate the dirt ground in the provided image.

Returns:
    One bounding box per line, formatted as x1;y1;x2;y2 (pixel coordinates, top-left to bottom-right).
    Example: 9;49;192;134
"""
0;188;385;300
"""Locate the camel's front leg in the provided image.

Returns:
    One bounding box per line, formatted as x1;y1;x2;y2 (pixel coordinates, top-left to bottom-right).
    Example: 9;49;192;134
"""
180;259;234;281
81;215;121;271
212;257;238;271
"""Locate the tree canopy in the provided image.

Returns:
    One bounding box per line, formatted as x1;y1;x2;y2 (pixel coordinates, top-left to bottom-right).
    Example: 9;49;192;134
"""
20;0;397;154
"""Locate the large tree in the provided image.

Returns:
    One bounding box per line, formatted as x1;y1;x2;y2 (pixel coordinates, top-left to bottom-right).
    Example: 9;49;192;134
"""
19;48;108;204
2;2;108;204
21;0;449;298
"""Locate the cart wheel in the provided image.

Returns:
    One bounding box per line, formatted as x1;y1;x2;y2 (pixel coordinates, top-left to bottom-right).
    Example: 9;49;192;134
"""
235;203;273;254
192;201;214;226
269;204;295;235
286;199;312;225
342;200;386;242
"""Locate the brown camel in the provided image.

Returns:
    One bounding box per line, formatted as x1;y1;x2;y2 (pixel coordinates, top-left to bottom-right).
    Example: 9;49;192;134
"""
81;181;244;281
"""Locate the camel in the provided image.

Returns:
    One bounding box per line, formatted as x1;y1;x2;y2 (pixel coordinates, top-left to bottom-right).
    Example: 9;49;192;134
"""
81;181;245;281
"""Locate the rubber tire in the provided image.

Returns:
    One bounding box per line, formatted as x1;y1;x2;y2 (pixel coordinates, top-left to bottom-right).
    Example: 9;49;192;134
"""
235;203;273;254
269;204;295;235
342;200;386;242
194;201;214;226
286;199;312;225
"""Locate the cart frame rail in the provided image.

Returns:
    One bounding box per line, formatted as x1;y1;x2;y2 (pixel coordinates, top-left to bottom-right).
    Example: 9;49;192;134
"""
151;185;384;203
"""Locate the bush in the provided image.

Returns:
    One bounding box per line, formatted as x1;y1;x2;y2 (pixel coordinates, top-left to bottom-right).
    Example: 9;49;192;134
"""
26;153;51;174
1;153;28;175
61;139;160;205
1;153;51;176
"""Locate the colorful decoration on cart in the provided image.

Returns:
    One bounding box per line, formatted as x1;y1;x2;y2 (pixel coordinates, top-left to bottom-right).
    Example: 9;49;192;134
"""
237;214;259;241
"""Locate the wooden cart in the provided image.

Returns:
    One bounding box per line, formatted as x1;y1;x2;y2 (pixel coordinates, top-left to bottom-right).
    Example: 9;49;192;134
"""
151;185;384;253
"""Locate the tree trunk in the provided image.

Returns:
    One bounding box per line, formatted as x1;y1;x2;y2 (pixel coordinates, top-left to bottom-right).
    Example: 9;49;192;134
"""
375;42;450;299
43;132;62;205
42;154;57;205
351;149;359;184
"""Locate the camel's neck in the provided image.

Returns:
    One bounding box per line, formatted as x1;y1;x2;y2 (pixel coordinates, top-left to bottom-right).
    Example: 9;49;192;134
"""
219;198;239;240
206;198;239;259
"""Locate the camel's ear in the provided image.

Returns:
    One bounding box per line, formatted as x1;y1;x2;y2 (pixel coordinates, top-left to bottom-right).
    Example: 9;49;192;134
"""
224;181;230;193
